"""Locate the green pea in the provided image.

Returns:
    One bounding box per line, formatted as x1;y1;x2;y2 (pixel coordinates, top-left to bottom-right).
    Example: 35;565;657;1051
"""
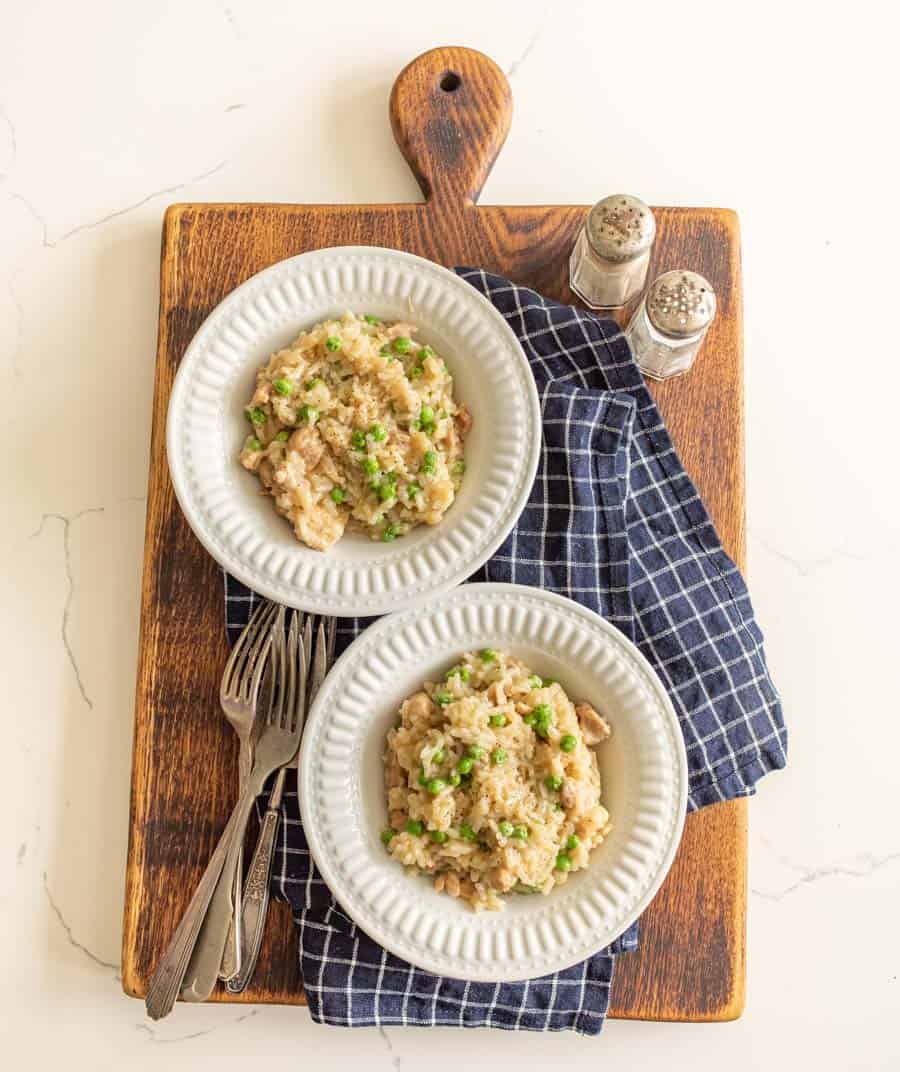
409;364;424;379
498;820;514;837
380;344;392;356
351;429;366;450
377;482;395;502
420;345;436;359
370;423;387;442
406;481;422;498
247;437;262;452
381;828;396;845
432;749;445;766
459;823;476;842
330;487;346;504
479;648;497;663
456;756;474;775
362;456;379;475
522;712;536;726
491;748;507;766
305;377;325;389
419;404;435;426
275;429;290;442
532;703;553;740
392;337;412;354
406;819;425;836
418;768;428;786
448;771;461;787
528;674;543;689
384;470;399;485
466;745;485;760
451;460;466;477
429;829;448;844
421;450;438;475
382;523;401;542
274;378;292;396
426;778;446;796
566;835;580;850
544;774;563;792
435;691;452;706
560;735;577;753
298;405;319;424
555;853;572;871
247;407;266;425
326;336;341;352
512;825;529;841
489;713;507;728
459;667;471;682
364;314;381;325
554;803;565;812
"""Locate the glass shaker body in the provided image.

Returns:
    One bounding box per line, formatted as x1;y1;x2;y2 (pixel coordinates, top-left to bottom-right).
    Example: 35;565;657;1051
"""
569;194;655;310
625;270;716;381
569;230;652;309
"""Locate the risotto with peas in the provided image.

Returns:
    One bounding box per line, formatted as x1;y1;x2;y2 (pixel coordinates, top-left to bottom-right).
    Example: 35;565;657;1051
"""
239;312;469;550
382;649;613;911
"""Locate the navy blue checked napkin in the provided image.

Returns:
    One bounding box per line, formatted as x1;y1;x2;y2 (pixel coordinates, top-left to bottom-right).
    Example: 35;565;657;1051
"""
223;270;787;1034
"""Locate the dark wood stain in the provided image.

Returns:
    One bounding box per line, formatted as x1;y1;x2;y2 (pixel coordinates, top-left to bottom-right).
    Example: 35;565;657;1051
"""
122;45;747;1021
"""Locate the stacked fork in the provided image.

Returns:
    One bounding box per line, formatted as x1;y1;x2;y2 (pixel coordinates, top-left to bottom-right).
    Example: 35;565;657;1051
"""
145;603;335;1020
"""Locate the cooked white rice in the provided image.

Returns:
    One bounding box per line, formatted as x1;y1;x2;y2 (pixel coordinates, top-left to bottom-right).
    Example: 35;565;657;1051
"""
382;649;613;911
239;312;469;550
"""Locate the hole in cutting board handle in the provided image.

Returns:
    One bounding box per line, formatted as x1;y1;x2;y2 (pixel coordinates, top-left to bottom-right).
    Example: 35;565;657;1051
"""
440;71;461;92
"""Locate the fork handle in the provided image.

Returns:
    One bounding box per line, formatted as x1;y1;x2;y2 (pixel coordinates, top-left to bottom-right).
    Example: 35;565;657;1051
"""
144;803;243;1020
178;777;261;1002
225;766;287;993
218;744;253;981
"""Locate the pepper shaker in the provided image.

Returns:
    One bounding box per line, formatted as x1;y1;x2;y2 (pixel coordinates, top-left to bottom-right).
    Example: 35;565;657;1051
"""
625;270;717;380
569;194;656;309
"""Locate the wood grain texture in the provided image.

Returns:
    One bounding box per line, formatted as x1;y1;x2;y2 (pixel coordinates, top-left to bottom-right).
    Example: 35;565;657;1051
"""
122;46;747;1022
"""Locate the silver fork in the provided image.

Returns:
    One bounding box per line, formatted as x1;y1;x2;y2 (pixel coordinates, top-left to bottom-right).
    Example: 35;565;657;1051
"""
227;616;336;993
144;603;278;1021
177;609;308;1005
218;599;279;982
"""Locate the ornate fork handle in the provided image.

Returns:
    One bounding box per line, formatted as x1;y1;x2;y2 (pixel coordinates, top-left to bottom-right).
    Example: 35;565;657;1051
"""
225;793;281;993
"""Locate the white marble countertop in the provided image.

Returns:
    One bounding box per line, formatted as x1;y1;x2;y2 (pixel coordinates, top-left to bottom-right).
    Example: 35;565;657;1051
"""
2;0;898;1066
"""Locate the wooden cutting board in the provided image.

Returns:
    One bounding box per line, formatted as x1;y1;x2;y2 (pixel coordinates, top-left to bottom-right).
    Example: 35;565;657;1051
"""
122;46;747;1021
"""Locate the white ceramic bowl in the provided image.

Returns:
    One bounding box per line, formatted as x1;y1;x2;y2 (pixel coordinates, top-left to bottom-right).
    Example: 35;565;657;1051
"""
298;583;688;982
166;247;541;616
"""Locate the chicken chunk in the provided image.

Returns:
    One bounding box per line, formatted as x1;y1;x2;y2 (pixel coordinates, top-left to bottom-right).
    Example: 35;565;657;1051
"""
455;406;473;438
288;425;326;470
575;702;612;745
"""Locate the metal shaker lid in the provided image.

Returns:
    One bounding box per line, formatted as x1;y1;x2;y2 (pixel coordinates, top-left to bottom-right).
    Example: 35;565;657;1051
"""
586;195;656;262
646;270;716;337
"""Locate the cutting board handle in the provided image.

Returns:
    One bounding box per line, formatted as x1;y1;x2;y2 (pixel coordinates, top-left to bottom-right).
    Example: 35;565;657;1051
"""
390;46;512;209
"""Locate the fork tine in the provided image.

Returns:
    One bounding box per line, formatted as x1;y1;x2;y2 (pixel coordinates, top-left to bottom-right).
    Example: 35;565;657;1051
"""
292;625;308;736
274;607;289;726
326;617;337;663
220;599;268;698
264;607;287;725
223;600;277;698
238;603;281;704
281;612;299;732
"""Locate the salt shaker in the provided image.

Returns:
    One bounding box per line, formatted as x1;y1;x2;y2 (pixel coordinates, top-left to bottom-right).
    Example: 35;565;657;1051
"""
625;270;717;381
569;194;656;309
